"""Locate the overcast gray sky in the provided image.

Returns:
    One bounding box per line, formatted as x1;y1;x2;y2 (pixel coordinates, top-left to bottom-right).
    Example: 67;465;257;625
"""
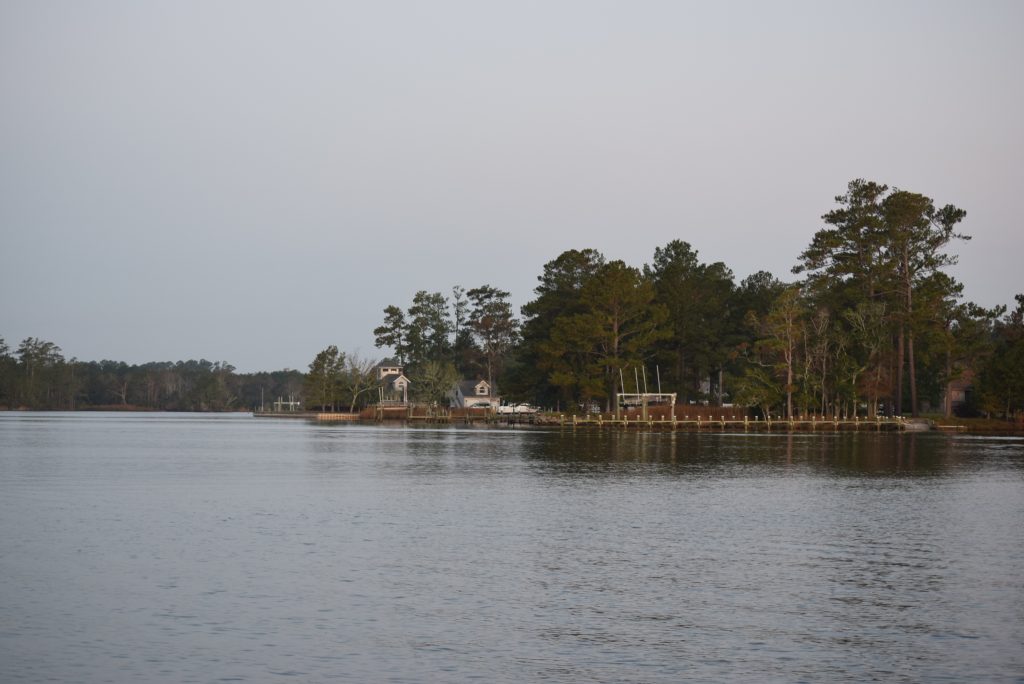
2;1;1021;372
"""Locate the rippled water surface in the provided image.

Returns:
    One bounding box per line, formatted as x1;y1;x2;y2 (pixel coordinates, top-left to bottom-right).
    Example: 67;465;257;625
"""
1;413;1023;682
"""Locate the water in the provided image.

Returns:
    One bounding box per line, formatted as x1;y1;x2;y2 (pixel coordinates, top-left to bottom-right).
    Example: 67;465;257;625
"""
1;413;1022;683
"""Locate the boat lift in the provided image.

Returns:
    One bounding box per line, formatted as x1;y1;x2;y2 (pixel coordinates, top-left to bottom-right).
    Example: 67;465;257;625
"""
617;366;676;417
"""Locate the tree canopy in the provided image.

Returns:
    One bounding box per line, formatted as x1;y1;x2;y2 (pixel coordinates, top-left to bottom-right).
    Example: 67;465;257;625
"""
7;179;1020;422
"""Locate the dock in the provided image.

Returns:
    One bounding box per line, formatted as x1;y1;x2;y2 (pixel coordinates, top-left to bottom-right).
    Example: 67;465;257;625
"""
313;406;908;431
315;405;538;425
316;413;360;422
548;413;908;432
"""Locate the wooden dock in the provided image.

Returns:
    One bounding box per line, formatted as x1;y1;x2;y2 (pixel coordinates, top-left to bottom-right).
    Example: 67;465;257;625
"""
318;406;538;425
254;411;320;419
316;403;914;432
549;414;908;432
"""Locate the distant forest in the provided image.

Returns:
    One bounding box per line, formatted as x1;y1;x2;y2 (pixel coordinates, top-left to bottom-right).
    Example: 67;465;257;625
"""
0;347;303;413
4;180;1023;419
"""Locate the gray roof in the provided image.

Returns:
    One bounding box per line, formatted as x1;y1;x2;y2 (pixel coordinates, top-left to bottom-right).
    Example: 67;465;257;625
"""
458;379;493;396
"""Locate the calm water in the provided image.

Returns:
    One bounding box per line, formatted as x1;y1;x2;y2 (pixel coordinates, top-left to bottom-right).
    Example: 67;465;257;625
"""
1;413;1022;683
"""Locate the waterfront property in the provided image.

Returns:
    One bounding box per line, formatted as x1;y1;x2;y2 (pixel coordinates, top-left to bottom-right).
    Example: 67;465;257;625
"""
449;378;500;410
322;403;910;431
376;359;411;404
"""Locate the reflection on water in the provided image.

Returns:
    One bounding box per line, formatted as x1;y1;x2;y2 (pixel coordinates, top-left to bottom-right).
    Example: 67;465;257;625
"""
515;427;1022;477
0;413;1022;683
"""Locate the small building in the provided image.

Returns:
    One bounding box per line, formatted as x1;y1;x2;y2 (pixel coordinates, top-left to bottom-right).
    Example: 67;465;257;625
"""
376;359;411;404
450;379;500;410
377;359;404;380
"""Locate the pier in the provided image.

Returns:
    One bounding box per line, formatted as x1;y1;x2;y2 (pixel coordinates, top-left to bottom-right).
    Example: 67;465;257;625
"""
312;405;908;431
550;413;908;432
316;404;538;425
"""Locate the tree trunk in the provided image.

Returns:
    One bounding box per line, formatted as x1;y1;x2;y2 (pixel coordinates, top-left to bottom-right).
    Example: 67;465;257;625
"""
677;348;686;402
607;370;616;414
821;353;827;415
786;361;793;419
896;326;905;415
944;349;953;418
906;271;917;417
871;361;882;418
908;331;918;417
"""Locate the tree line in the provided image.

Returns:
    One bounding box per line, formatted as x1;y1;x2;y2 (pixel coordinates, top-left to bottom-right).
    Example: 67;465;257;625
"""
302;285;523;410
5;179;1022;419
0;337;304;412
365;179;1023;419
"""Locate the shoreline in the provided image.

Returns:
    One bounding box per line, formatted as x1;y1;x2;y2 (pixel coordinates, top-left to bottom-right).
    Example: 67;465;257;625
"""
3;408;1021;436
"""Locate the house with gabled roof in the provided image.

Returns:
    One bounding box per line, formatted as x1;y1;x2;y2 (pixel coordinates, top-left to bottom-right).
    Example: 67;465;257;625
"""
376;358;410;404
450;378;500;410
376;358;403;379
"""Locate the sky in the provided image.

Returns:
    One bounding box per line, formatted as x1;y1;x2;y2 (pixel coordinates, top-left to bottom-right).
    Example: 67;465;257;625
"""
2;1;1022;372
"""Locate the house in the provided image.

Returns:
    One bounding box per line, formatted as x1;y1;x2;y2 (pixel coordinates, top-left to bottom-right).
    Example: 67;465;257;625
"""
450;379;500;410
376;358;410;404
377;359;403;380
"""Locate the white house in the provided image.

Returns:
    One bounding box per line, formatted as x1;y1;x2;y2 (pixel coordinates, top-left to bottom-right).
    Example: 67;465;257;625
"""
377;361;402;380
376;359;410;403
450;379;500;410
